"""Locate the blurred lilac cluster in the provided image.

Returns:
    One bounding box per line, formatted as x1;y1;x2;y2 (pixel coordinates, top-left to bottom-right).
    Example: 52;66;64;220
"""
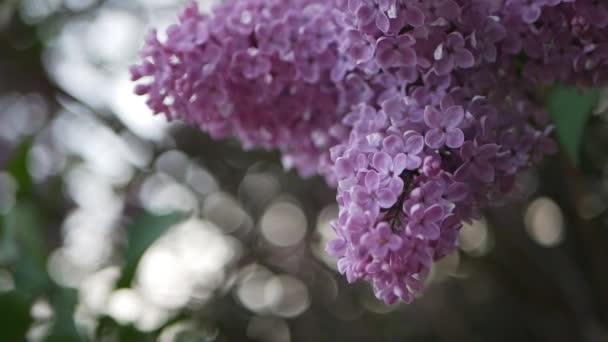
132;0;608;303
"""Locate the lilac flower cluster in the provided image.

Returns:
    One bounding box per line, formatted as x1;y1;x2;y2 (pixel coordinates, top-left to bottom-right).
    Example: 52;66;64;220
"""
131;0;376;184
132;0;608;304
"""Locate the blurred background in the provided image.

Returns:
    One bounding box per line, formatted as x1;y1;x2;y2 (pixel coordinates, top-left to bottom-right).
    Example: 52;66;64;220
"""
1;0;608;341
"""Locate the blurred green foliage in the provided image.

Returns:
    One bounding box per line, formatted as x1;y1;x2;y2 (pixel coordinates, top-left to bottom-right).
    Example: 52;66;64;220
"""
548;86;600;166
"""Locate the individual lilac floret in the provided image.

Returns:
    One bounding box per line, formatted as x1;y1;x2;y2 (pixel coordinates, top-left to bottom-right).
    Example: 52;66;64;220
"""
401;132;425;170
433;32;475;75
506;0;546;23
362;222;403;258
375;34;417;69
455;142;500;183
423;105;465;149
406;204;445;240
348;0;392;33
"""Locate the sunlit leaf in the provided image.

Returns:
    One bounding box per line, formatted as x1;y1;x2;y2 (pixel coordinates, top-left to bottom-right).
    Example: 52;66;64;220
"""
548;86;600;166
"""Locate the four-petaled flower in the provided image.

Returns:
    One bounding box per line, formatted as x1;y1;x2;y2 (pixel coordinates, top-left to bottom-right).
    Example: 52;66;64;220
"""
433;32;475;75
362;222;403;258
376;34;417;69
406;204;445;240
455;142;500;183
352;170;400;214
349;0;392;32
401;131;425;170
372;151;408;194
423;105;465;149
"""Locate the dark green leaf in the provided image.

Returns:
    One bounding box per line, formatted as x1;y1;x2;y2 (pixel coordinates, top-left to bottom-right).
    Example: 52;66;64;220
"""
46;288;82;342
95;316;156;342
3;201;50;298
116;213;182;288
6;139;34;199
548;86;600;166
0;291;33;341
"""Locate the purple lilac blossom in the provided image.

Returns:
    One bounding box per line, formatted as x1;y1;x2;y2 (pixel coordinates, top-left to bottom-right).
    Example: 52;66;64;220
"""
133;0;608;304
131;0;373;185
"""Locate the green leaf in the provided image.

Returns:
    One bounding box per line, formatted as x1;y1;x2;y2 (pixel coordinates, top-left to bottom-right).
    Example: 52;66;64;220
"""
6;139;34;199
46;288;82;342
2;201;50;298
0;291;33;341
548;86;600;166
95;316;156;342
116;213;182;288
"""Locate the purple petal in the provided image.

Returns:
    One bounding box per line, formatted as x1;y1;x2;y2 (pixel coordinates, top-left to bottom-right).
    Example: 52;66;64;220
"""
404;155;422;170
403;130;419;142
460;141;475;160
434;55;454;75
404;7;425;27
372;152;392;174
421;222;440;240
356;5;375;25
388;176;404;194
446;32;465;48
355;153;368;169
349;43;374;64
377;189;398;208
377;48;408;69
397;34;415;47
365;170;380;190
471;161;495;182
477;143;500;159
375;12;390;32
392;153;408;174
446;182;468;202
381;97;406;118
438;0;461;21
424;129;445;149
399;48;417;67
352;186;371;204
424;204;445;223
348;0;362;13
442;106;464;128
377;223;391;236
371;246;389;259
409;203;425;220
387;234;403;250
454;48;475;68
361;232;379;249
422;181;443;199
522;6;541;24
445;128;464;149
337;257;350;275
404;134;424;154
334;157;353;178
383;135;404;155
326;238;347;257
454;162;470;182
423;106;442;128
